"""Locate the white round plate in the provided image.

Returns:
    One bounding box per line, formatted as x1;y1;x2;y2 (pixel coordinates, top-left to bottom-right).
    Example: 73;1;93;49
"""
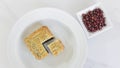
7;8;87;68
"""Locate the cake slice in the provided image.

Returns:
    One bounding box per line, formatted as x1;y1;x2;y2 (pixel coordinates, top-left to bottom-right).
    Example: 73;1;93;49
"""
47;39;64;56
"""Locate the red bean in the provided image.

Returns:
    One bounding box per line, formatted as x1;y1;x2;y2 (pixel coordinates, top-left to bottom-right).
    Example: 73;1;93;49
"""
82;8;106;33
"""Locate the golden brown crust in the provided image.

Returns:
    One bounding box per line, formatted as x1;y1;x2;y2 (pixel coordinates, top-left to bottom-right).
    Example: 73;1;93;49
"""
48;40;64;56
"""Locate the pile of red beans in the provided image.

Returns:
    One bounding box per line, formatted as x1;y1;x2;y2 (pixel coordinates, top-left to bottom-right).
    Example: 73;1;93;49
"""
82;8;106;32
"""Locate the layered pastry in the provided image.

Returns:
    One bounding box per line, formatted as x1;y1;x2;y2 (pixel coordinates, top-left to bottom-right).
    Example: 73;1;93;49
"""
24;26;64;60
24;26;54;60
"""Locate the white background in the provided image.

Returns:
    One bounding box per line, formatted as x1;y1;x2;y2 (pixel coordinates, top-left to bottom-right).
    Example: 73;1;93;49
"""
0;0;120;68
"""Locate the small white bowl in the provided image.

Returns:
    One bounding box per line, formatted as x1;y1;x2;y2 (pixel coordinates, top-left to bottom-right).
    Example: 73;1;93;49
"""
77;2;113;39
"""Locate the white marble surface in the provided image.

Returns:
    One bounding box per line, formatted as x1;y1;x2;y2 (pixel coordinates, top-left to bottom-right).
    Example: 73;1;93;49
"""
0;0;120;68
